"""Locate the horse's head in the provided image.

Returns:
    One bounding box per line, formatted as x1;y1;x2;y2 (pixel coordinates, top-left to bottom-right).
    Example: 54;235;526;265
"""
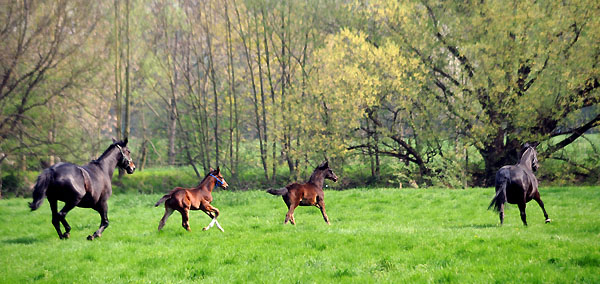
521;143;539;172
317;161;338;182
113;138;136;174
209;167;229;189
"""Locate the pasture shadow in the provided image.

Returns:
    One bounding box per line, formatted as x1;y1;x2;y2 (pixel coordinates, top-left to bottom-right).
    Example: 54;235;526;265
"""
2;236;41;245
451;223;498;229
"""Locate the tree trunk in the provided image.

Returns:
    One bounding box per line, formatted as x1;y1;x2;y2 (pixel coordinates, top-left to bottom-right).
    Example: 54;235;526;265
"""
114;0;122;141
225;1;239;180
138;97;148;171
167;33;179;166
478;133;521;187
123;0;131;139
260;7;278;184
253;7;269;181
234;2;268;181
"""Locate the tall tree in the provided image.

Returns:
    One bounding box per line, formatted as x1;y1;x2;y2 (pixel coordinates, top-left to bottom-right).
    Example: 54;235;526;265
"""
367;0;600;185
0;0;101;164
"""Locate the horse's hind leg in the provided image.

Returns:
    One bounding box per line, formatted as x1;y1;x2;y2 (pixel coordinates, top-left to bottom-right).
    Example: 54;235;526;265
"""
499;202;505;225
179;209;191;231
285;200;299;225
56;201;78;239
88;201;109;240
518;203;528;226
49;199;65;239
533;192;551;223
158;206;174;231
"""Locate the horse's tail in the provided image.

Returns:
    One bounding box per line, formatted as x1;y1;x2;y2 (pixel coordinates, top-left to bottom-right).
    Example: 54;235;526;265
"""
29;169;53;211
267;187;288;196
489;169;509;212
154;194;171;207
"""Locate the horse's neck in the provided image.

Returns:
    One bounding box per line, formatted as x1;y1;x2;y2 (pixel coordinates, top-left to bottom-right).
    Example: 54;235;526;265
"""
518;149;533;170
308;171;324;189
93;148;119;176
195;177;215;193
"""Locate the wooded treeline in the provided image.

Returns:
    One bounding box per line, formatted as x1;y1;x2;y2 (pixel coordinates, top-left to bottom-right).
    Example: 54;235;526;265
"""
1;0;599;192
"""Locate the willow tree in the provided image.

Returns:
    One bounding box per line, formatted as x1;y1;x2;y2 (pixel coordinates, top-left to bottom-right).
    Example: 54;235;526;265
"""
368;0;600;185
311;29;450;184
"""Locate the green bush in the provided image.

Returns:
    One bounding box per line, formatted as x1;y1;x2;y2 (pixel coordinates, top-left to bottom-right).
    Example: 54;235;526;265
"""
1;172;27;197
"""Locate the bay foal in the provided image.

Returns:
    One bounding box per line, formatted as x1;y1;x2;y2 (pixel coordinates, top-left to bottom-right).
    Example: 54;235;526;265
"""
267;161;338;225
155;168;228;232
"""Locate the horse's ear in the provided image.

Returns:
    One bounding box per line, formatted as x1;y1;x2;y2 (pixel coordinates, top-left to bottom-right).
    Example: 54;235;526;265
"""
209;167;214;172
531;141;539;148
318;161;328;169
216;167;220;173
112;137;117;144
123;137;128;145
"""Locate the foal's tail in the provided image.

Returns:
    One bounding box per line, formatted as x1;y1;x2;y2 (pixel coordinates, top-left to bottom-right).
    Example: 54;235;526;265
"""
488;170;509;212
154;194;171;207
29;169;52;211
266;187;288;196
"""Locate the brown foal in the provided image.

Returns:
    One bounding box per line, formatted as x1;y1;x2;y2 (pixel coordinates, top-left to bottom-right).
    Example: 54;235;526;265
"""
267;161;338;225
155;167;228;232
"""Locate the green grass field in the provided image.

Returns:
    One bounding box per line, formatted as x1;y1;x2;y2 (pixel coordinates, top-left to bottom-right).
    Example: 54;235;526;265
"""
1;187;599;283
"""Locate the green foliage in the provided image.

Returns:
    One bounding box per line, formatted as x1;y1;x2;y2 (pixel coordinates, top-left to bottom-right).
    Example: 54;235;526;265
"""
1;0;598;190
1;187;599;282
112;167;200;194
1;173;26;197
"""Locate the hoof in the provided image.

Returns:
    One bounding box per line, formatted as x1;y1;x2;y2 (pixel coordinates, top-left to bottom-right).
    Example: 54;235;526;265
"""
202;227;209;231
62;232;70;239
87;235;94;241
545;219;552;223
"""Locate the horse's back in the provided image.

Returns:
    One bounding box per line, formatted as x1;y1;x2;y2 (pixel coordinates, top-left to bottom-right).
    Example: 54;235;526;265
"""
47;163;85;192
163;187;210;210
46;162;105;206
498;164;537;204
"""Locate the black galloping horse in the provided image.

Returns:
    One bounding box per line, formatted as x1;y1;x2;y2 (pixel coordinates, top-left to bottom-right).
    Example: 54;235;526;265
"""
29;138;135;240
489;143;551;226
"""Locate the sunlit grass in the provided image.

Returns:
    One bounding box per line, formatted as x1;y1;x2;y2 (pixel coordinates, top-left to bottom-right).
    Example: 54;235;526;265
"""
1;187;598;283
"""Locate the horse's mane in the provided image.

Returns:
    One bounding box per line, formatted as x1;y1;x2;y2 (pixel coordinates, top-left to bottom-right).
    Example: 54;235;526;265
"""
196;170;216;187
308;165;327;183
91;141;126;164
519;147;535;162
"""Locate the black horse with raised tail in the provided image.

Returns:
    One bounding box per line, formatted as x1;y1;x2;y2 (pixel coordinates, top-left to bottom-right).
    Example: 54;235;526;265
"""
489;143;551;226
29;138;135;240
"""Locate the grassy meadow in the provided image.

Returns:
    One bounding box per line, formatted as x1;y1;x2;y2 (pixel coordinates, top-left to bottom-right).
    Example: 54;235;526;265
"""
0;187;599;283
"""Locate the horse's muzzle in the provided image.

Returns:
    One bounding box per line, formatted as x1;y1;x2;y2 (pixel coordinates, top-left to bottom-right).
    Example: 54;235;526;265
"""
126;162;136;174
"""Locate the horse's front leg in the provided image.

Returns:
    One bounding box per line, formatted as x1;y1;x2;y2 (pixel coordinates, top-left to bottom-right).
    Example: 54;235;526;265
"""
317;199;330;225
202;203;223;232
88;201;109;240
